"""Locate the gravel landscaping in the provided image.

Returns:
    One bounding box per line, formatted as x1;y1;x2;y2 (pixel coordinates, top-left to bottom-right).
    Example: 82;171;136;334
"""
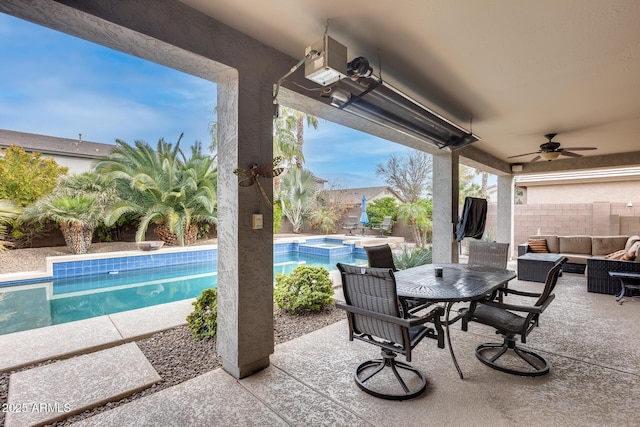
0;242;346;426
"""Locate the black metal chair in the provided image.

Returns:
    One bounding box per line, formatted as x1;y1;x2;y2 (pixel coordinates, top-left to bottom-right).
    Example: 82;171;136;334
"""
364;244;398;272
461;258;567;376
364;244;430;316
467;241;510;302
335;263;444;400
467;241;510;269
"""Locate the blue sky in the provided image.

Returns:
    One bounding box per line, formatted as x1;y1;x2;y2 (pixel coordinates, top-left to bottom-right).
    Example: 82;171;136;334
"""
0;13;425;188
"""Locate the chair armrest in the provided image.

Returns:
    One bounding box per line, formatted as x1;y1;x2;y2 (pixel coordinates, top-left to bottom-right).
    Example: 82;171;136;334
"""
480;293;555;314
500;288;542;299
479;298;545;315
335;301;442;327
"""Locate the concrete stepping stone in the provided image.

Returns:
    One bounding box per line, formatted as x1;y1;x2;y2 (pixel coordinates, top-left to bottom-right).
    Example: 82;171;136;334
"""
4;342;161;427
0;316;123;371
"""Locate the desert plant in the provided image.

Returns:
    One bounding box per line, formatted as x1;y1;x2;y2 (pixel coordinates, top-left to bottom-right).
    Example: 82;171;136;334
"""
393;245;433;269
96;136;217;246
274;265;334;315
20;172;118;254
0;199;22;251
309;206;339;234
186;288;218;339
279;168;318;233
22;194;102;254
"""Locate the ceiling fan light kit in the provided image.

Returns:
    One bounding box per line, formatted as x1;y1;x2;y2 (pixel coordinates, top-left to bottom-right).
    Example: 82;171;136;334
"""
508;133;597;163
540;151;561;161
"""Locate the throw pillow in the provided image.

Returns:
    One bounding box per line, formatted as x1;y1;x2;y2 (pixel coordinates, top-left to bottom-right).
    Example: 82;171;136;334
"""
605;249;628;260
626;241;640;260
528;238;549;253
625;235;640;251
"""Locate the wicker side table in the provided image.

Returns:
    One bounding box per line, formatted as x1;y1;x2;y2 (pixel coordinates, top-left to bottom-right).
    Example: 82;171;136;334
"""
517;253;565;282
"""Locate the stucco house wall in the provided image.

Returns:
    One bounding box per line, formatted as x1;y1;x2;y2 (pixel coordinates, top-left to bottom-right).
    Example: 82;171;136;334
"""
524;180;639;204
0;129;114;174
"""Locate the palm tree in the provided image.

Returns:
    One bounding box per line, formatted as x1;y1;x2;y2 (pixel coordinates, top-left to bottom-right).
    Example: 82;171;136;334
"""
95;136;217;246
21;172;116;254
280;168;318;233
397;201;430;247
0;199;22;251
276;107;318;169
23;194;103;254
309;206;339;234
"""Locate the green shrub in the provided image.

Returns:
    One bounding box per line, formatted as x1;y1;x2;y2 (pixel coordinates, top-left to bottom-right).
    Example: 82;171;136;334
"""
393;245;433;269
186;288;218;339
274;266;334;315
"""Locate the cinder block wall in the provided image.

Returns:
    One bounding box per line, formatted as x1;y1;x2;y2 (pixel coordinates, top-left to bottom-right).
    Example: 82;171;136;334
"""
514;202;640;251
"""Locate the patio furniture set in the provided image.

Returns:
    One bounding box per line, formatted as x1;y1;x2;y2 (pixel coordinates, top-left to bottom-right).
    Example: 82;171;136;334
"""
518;234;640;302
341;216;393;237
335;242;561;400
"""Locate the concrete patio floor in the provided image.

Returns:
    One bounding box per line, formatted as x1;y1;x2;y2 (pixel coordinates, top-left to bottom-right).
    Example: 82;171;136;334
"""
3;263;640;426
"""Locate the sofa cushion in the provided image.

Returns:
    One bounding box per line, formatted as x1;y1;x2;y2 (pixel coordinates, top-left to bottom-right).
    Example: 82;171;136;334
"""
528;238;549;253
528;235;559;253
559;236;592;255
625;235;640;251
562;253;591;265
592;236;629;256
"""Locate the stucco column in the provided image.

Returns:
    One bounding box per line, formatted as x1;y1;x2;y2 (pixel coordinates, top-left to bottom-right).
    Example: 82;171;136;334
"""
217;73;275;378
496;175;514;256
432;151;459;263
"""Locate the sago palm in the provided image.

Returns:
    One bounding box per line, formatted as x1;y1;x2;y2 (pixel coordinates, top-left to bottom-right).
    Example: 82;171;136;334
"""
22;194;102;254
95;136;217;246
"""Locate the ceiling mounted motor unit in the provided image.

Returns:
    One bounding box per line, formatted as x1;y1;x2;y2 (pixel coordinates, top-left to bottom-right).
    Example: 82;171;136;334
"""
304;35;347;86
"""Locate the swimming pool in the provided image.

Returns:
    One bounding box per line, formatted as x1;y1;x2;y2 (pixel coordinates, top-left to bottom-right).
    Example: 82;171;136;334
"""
0;250;367;335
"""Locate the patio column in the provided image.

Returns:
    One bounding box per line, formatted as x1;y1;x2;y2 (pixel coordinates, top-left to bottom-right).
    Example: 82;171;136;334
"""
496;175;514;255
217;72;275;378
432;151;459;263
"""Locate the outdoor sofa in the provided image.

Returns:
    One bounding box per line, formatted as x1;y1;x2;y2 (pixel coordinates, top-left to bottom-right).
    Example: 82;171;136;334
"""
519;234;640;295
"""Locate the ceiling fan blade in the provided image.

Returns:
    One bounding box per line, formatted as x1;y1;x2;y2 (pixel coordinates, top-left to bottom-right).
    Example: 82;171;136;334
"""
560;151;583;158
559;147;597;151
507;151;541;159
530;155;541;162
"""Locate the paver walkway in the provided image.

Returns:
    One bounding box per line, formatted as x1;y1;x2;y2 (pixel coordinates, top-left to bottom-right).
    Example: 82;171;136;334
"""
5;343;161;427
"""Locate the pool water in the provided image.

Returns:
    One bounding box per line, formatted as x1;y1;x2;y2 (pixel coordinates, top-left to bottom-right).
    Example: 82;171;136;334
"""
0;252;367;335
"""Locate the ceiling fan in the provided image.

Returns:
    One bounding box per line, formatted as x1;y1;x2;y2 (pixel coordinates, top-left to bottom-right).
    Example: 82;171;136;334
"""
508;133;597;162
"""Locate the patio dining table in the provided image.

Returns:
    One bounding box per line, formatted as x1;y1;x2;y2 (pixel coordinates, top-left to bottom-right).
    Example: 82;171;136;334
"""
394;263;516;379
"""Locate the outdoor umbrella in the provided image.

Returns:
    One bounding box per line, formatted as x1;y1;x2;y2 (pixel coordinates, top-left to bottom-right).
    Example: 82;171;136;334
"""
360;195;369;235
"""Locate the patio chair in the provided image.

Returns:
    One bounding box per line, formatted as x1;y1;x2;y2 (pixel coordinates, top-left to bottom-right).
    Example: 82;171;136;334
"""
370;216;393;237
364;244;431;315
461;258;567;376
467;241;510;302
341;216;359;235
467;241;509;269
335;263;444;400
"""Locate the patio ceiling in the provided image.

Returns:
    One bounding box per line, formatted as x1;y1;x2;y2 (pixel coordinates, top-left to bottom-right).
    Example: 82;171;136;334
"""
180;0;640;174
